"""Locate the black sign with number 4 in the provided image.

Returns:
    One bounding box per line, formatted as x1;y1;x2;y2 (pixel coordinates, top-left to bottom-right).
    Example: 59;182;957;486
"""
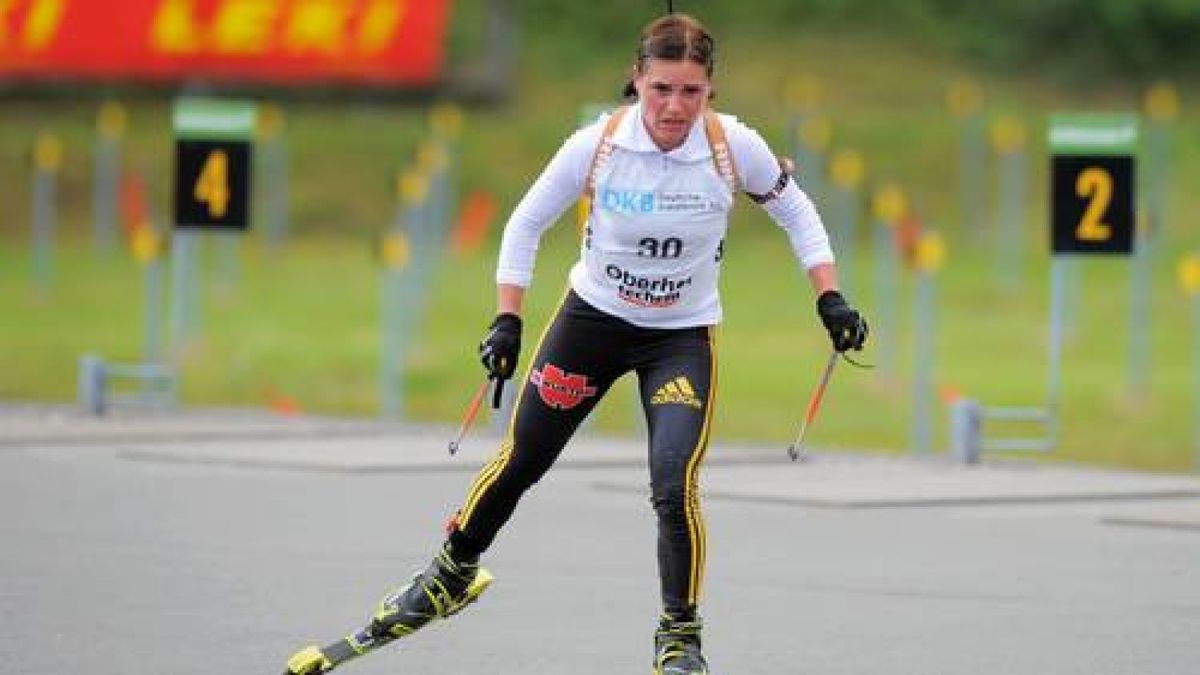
174;140;252;230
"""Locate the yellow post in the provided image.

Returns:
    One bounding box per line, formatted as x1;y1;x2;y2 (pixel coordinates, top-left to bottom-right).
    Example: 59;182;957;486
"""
872;183;907;226
399;169;430;207
1144;81;1180;124
381;231;412;271
782;74;822;112
946;78;983;120
257;103;286;141
131;226;163;267
800;115;833;154
989;115;1027;155
430;102;465;141
417;141;449;177
829;149;865;191
97;101;128;141
914;231;947;275
34;132;64;174
1180;254;1200;296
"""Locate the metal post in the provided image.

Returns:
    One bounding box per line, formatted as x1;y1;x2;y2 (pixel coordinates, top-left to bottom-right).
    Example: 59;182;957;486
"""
1185;253;1200;468
267;139;290;249
1127;223;1153;394
407;187;433;352
793;114;830;204
963;114;986;245
829;149;864;300
216;233;240;299
831;187;854;299
78;355;107;416
1061;255;1080;341
782;76;826;203
1126;83;1174;395
258;104;290;250
947;79;985;243
380;264;404;420
144;256;163;364
169;229;199;354
872;221;897;376
190;234;205;339
1047;257;1066;446
911;232;945;455
992;116;1028;289
1146;122;1168;230
380;170;426;420
31;133;62;295
93;102;125;255
949;398;982;464
1193;294;1200;470
911;268;935;455
871;184;905;379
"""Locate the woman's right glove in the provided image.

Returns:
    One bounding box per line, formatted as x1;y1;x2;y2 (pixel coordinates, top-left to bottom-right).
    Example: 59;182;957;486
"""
479;312;522;383
816;290;869;352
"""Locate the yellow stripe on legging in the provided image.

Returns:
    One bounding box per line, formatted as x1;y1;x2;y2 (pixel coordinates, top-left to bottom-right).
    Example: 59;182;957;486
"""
685;326;718;606
458;439;512;525
457;287;573;530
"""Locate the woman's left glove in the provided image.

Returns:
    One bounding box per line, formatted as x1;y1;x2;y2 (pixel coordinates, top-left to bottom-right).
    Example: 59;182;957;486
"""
816;290;869;352
479;313;523;381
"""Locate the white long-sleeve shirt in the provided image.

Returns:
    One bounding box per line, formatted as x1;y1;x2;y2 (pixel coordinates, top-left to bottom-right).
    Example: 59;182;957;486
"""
497;101;834;328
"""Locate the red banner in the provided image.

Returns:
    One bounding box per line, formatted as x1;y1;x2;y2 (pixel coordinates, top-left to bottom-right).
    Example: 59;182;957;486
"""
0;0;451;87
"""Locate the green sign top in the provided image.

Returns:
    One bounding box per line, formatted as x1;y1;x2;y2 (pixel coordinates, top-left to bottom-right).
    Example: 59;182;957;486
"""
173;98;258;140
1048;113;1139;155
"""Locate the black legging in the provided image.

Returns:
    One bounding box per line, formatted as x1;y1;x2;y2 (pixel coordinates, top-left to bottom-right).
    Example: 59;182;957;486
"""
450;290;716;615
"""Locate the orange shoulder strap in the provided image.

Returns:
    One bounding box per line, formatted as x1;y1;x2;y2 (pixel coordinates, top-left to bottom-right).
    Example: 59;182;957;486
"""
704;110;739;191
584;106;630;200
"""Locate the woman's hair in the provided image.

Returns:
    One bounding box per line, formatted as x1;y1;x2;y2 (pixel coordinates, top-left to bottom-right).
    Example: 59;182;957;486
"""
622;13;716;99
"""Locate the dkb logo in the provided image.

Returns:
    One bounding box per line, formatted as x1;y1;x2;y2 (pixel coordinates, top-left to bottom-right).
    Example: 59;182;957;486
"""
599;189;655;214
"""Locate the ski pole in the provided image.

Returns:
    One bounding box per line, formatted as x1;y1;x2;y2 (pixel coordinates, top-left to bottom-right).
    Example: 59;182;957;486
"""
787;349;840;461
448;378;491;455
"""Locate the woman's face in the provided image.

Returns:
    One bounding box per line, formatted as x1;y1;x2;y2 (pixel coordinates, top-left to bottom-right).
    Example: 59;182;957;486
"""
633;58;711;151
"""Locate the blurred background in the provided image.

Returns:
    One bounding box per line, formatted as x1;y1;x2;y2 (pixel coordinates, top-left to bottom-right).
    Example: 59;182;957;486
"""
2;0;1198;471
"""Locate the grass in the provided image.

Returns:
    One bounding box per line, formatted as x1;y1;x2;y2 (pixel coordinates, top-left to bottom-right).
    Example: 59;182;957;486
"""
1;24;1197;472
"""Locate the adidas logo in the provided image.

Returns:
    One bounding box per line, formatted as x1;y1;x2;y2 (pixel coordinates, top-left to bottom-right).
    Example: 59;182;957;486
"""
650;376;703;409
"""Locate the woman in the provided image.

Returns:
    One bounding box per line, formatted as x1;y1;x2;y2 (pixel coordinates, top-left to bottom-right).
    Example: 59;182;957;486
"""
285;12;866;675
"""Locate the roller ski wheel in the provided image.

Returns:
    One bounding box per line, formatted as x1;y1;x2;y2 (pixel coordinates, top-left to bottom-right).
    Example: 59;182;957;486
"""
283;646;332;674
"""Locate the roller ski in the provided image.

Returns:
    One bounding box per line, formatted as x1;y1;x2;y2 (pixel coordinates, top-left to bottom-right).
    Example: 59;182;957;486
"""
653;613;709;675
283;544;493;674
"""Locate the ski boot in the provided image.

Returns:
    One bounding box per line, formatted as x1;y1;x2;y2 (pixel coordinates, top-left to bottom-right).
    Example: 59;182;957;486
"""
283;544;493;674
369;543;492;639
653;613;709;675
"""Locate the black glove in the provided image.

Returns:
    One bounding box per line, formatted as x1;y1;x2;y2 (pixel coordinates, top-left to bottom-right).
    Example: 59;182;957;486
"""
479;313;522;381
816;290;868;352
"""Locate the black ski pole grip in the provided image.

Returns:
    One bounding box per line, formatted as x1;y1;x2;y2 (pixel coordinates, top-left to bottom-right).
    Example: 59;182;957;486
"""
491;376;505;410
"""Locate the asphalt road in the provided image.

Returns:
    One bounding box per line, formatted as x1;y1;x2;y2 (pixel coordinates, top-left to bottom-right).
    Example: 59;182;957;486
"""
2;436;1198;675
